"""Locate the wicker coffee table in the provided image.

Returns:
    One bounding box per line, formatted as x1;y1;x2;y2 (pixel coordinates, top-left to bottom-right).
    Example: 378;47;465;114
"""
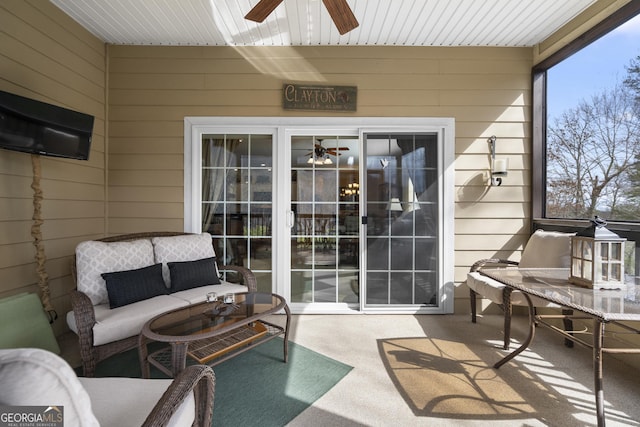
138;292;290;378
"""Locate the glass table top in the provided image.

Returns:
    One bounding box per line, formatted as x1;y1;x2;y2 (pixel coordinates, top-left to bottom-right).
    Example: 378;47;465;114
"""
479;268;640;321
145;292;285;340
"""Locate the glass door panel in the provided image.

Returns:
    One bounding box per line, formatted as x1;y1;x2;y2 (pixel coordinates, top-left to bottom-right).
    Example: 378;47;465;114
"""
290;135;359;305
201;133;273;293
363;133;439;308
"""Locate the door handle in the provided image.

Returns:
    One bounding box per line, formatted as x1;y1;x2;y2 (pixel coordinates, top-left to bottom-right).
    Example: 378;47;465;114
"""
287;211;295;228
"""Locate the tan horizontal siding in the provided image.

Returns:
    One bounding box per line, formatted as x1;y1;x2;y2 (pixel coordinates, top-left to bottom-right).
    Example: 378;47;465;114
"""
0;0;106;337
109;202;183;218
108;218;185;235
109;170;183;187
455;218;530;235
110;72;531;91
108;186;183;203
109;137;182;154
456;202;530;218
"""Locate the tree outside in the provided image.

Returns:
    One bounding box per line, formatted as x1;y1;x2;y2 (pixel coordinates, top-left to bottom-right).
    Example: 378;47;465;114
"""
546;55;640;221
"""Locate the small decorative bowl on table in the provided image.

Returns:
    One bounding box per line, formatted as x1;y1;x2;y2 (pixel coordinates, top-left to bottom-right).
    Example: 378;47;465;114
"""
202;302;239;319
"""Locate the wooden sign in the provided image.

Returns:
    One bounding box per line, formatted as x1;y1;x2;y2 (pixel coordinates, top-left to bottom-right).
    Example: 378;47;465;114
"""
283;83;357;111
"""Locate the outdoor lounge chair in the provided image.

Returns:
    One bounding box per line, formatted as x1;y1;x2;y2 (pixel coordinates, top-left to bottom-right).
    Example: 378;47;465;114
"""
0;347;215;427
466;229;575;349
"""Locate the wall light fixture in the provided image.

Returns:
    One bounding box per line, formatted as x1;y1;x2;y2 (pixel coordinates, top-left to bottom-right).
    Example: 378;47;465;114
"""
488;135;508;186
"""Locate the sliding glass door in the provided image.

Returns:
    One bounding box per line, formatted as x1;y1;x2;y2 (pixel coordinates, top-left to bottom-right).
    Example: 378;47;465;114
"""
289;134;360;307
185;117;454;314
362;132;440;309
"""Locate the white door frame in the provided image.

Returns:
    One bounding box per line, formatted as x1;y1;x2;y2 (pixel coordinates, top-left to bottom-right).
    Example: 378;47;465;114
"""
184;117;455;314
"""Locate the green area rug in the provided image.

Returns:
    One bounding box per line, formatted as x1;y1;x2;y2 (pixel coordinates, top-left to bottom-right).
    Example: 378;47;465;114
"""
87;338;352;427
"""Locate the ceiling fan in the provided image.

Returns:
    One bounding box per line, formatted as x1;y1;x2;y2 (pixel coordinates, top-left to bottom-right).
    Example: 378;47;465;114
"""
245;0;359;35
306;139;349;164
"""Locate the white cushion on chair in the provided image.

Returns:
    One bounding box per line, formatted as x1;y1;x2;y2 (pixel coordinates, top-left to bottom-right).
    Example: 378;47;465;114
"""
467;271;506;304
152;233;217;286
468;230;574;307
75;239;155;305
519;229;574;268
79;377;195;427
0;348;99;427
0;348;196;427
467;271;558;307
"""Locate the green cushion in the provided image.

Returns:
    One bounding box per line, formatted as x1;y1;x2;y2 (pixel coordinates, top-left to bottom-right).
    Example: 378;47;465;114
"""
0;293;60;354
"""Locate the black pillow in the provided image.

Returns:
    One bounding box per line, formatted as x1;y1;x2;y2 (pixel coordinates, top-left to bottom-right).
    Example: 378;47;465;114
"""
101;263;168;309
168;257;221;293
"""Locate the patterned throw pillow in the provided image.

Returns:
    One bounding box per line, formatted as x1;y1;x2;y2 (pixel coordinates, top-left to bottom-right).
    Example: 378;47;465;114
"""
152;233;217;287
75;239;155;305
102;263;168;308
168;257;221;293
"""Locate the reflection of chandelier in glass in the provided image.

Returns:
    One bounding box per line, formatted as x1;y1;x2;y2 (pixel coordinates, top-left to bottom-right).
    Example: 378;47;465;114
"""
340;182;359;198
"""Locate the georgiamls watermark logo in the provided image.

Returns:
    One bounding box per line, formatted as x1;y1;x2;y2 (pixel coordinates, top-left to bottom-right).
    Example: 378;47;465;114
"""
0;406;63;427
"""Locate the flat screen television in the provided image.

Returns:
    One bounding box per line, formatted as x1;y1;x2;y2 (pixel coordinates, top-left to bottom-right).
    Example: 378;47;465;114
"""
0;90;94;160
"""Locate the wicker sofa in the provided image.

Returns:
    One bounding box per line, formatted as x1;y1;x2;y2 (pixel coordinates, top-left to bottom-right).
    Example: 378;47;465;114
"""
67;231;257;377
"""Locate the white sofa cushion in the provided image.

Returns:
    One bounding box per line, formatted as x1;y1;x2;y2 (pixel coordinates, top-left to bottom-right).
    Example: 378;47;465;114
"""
67;284;249;345
79;377;195;427
171;282;249;305
0;348;99;427
76;239;155;305
67;295;189;346
152;233;217;287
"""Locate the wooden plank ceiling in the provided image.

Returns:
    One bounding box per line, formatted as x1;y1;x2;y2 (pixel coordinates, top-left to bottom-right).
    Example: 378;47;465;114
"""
50;0;596;47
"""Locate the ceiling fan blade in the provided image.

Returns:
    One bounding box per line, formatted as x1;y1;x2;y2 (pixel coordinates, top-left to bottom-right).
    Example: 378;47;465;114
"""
322;0;359;35
245;0;284;23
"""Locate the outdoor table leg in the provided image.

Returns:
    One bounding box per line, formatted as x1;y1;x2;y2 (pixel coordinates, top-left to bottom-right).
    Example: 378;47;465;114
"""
494;293;536;369
594;319;605;427
138;334;150;379
171;342;189;378
283;302;292;363
171;342;188;377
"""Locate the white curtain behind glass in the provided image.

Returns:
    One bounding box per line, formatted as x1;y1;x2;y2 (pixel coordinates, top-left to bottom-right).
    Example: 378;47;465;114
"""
202;138;241;232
